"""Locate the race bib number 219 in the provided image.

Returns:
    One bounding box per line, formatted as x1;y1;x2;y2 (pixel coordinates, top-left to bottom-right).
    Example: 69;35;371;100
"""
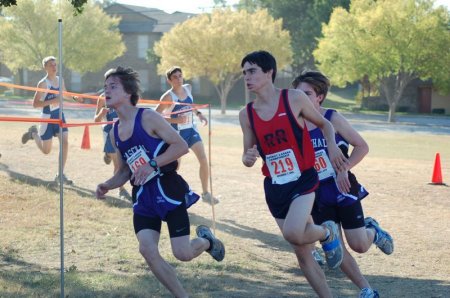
266;149;301;185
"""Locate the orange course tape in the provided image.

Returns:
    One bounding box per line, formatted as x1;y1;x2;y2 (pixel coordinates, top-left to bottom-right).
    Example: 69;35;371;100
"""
0;82;211;125
0;82;210;108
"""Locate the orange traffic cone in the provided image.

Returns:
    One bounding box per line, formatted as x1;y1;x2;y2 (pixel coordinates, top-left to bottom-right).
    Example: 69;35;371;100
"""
430;153;445;185
81;125;91;150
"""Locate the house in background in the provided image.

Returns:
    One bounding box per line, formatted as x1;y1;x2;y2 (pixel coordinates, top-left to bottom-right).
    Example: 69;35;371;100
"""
361;78;450;115
76;3;198;100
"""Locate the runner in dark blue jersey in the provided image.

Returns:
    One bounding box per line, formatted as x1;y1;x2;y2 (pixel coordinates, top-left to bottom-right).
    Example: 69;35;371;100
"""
96;67;225;298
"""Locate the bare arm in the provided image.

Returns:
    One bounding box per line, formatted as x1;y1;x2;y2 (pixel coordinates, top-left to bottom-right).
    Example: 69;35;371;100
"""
332;111;368;170
155;92;187;124
62;80;83;103
289;89;348;172
195;109;208;126
329;110;368;192
130;109;189;186
32;81;58;108
143;109;189;166
94;95;108;122
239;108;259;167
32;79;81;108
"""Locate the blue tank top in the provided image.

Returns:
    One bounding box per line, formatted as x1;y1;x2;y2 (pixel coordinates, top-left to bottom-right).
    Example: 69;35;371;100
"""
309;109;368;206
309;109;349;161
42;79;60;115
113;108;177;172
169;85;195;131
113;108;196;219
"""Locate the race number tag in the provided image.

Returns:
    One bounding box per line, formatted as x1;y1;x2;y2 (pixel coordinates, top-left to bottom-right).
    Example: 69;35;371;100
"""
177;111;194;130
50;103;60;111
266;149;301;185
314;149;336;181
126;148;158;184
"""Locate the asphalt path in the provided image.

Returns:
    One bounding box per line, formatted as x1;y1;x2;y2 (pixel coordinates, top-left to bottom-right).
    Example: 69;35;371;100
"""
1;100;449;135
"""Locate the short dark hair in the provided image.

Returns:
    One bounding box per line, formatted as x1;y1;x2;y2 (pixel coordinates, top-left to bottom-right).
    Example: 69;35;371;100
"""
241;50;277;83
42;56;56;68
291;70;330;100
104;67;141;106
166;66;182;80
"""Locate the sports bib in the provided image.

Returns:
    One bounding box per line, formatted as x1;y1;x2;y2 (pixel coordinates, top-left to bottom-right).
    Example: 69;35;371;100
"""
314;149;336;181
177;111;194;130
266;149;301;185
126;147;158;184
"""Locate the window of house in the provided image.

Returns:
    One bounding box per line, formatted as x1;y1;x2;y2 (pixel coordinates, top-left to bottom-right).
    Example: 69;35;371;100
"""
23;69;28;85
160;75;167;92
191;77;200;93
138;35;149;59
71;71;81;91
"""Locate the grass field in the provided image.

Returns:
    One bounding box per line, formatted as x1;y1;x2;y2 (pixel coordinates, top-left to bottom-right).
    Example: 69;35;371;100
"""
0;120;449;297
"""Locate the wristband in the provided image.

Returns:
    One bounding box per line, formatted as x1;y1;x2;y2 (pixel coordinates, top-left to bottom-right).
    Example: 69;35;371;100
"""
149;159;158;169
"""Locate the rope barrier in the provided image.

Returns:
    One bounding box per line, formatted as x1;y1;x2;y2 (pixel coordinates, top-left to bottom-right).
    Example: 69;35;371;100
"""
1;81;218;230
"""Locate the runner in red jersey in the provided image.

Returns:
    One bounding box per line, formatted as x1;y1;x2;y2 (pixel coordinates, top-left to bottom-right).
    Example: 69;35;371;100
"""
239;50;348;298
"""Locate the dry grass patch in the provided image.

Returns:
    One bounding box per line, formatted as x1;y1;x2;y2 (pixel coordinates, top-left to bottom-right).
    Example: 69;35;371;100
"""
1;121;449;297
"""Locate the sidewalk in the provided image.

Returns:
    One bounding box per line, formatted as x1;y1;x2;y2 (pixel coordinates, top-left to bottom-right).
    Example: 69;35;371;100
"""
2;100;449;135
204;108;450;135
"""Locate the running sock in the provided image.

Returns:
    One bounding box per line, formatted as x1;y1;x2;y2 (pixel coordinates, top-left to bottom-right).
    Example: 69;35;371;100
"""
322;227;331;242
206;238;213;251
372;228;378;243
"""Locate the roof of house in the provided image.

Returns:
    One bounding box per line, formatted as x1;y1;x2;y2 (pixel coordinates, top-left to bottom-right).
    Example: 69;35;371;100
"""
106;3;195;33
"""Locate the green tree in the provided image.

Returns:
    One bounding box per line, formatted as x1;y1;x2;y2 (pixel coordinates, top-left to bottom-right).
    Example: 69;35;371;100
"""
314;0;450;122
153;8;292;114
237;0;350;74
0;0;88;14
0;0;125;78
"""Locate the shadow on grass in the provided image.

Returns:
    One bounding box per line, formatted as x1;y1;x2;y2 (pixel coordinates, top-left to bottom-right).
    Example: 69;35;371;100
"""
0;162;131;209
1;246;448;297
218;218;290;252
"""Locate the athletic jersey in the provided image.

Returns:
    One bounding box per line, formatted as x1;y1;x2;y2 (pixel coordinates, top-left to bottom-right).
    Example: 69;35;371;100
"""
41;78;60;115
309;109;368;206
246;89;316;185
113;108;197;219
168;84;195;131
103;108;118;134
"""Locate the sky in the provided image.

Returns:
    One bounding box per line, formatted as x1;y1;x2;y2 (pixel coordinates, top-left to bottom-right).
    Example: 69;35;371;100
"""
116;0;240;14
116;0;450;14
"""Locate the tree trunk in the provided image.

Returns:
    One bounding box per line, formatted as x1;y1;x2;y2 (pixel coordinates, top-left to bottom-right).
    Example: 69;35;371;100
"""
220;94;227;115
388;102;397;123
380;72;414;123
15;68;25;96
213;74;241;115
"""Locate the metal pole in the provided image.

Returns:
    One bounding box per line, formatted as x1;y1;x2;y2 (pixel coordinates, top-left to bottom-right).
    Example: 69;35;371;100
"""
208;104;216;233
58;18;65;298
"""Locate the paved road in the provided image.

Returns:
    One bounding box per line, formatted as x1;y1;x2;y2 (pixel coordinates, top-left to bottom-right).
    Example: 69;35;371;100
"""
1;100;449;135
208;109;450;135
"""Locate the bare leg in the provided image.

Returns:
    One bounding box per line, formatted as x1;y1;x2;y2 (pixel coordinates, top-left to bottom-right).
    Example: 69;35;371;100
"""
279;193;327;245
170;234;210;261
190;141;209;194
345;226;376;254
137;229;192;298
339;226;371;290
275;218;333;298
59;132;69;170
32;131;52;155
